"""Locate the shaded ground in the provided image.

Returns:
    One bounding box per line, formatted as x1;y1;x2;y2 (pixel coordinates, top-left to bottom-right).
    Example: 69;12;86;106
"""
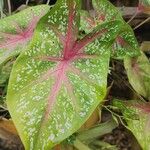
101;125;142;150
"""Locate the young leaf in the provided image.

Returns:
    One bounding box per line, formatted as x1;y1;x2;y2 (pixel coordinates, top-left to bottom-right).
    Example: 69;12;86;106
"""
80;0;124;34
92;0;124;22
114;100;150;150
80;0;140;59
124;51;150;100
0;5;50;65
7;0;124;149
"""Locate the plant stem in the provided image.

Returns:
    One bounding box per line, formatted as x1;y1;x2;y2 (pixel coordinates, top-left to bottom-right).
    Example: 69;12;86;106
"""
77;119;118;141
47;0;51;5
0;0;4;19
127;11;139;23
82;0;92;10
7;0;11;15
134;17;150;30
93;140;117;149
73;139;91;150
26;0;29;5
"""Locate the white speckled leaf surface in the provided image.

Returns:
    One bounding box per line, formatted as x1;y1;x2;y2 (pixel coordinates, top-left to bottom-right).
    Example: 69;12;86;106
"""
114;100;150;150
0;5;50;65
80;0;140;59
7;0;124;149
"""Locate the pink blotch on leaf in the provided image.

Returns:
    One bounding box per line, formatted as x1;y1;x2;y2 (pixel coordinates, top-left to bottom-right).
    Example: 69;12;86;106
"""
132;102;150;114
0;14;41;50
35;1;108;121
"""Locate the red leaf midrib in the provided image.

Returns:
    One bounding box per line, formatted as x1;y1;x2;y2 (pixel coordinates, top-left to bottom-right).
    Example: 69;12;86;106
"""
0;16;39;49
34;1;109;147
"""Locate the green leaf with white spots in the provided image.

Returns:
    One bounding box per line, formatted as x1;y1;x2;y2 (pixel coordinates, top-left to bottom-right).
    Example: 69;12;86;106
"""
0;5;50;65
7;0;125;149
114;100;150;150
92;0;140;59
124;51;150;100
80;0;124;34
111;26;140;59
92;0;124;23
80;0;140;59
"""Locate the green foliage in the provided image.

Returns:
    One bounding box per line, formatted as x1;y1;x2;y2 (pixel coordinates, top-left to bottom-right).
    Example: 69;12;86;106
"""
124;51;150;100
80;0;140;59
0;0;142;149
114;100;150;150
0;5;50;65
139;0;150;14
6;0;125;148
0;61;12;85
139;0;150;6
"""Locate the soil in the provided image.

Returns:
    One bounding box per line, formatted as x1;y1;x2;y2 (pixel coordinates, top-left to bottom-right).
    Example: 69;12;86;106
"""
101;125;142;150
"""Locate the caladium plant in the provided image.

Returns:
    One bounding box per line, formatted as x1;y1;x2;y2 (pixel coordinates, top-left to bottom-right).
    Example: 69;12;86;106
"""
124;51;150;100
114;100;150;150
80;0;140;59
0;0;144;149
6;0;130;149
0;5;50;65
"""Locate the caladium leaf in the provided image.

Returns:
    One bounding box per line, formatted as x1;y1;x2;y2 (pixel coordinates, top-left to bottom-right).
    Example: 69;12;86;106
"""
92;0;124;23
111;27;140;59
124;52;150;100
80;0;124;34
114;100;150;150
6;0;125;149
80;0;140;59
0;5;50;65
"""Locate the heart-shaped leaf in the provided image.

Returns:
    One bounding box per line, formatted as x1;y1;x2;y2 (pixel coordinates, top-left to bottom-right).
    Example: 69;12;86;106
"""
124;51;150;100
7;0;124;149
114;100;150;150
0;5;50;65
80;0;140;59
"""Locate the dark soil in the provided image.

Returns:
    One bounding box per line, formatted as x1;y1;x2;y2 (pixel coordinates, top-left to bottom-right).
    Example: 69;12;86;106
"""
101;125;142;150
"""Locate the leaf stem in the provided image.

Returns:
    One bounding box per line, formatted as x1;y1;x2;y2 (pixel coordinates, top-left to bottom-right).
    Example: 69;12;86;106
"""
77;120;118;141
7;0;11;15
127;11;139;23
0;0;4;18
26;0;29;5
46;0;51;5
73;138;91;150
134;17;150;30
